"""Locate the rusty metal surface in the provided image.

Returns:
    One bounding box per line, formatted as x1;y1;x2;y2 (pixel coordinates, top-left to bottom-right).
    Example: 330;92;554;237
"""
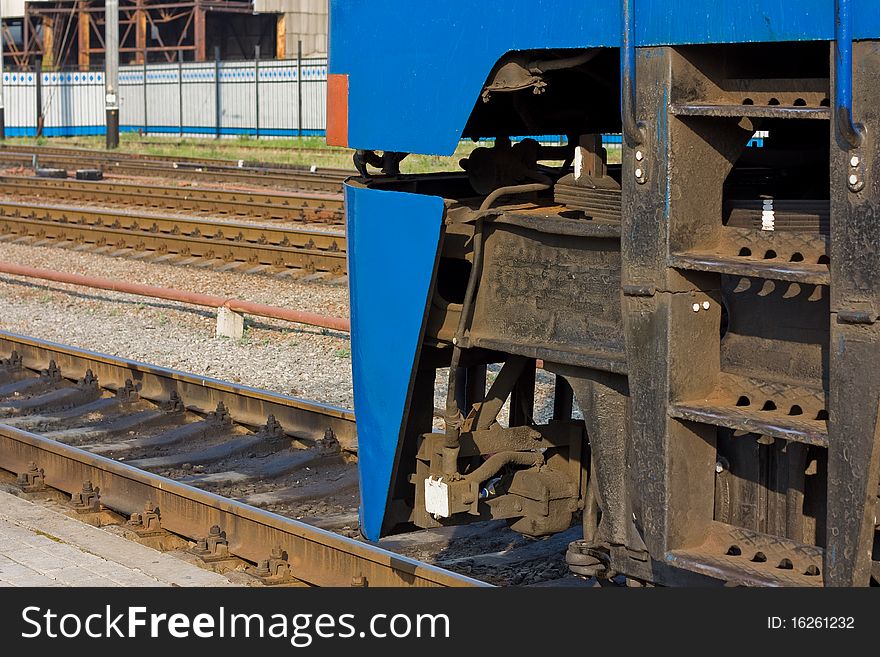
0;176;344;225
352;39;880;586
667;522;824;587
0;263;351;332
0;199;347;274
0;330;357;451
0;423;481;587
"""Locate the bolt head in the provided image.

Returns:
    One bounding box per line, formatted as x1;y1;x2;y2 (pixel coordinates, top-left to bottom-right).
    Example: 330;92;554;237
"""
692;303;701;312
635;168;644;179
849;174;859;185
702;301;710;310
715;462;724;473
635;150;644;161
850;155;860;167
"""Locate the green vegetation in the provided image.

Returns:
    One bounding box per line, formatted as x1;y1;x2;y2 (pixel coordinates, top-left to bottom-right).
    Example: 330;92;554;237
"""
3;134;481;174
5;134;617;171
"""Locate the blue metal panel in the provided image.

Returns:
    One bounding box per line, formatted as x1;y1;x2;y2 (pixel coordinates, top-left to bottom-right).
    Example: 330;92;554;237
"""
330;0;880;155
345;185;444;541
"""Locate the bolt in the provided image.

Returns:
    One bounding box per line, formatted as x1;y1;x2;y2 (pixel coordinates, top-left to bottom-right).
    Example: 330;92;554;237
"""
702;301;710;310
635;150;644;161
635;168;644;179
850;155;860;167
849;174;859;186
692;303;701;312
715;462;725;473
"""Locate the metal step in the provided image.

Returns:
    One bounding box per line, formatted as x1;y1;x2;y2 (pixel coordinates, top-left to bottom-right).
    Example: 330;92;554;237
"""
669;372;827;447
667;522;824;586
671;103;831;120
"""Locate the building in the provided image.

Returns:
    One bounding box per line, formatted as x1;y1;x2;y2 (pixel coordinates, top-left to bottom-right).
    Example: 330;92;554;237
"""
0;0;327;69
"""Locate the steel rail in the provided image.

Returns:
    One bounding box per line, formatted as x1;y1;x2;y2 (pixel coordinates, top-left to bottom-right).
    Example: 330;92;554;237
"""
0;199;346;252
0;424;482;587
0;149;350;193
0;330;356;450
0;332;483;586
0;176;345;224
0;262;352;332
0;143;354;176
0;202;347;274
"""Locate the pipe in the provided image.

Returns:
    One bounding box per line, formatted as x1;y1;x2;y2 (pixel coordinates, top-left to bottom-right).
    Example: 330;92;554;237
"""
444;216;485;445
479;181;551;212
834;0;864;149
462;450;544;485
444;180;552;443
0;262;350;333
621;0;645;147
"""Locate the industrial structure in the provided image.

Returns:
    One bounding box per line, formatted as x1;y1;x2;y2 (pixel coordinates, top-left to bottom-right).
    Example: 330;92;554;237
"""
0;0;326;69
330;0;880;587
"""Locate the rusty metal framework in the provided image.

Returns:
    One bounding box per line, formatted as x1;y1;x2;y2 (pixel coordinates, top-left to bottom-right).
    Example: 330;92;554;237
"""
3;0;277;70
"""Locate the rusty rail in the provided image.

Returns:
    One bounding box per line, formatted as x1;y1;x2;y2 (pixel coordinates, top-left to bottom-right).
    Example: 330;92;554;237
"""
0;425;482;587
0;332;483;587
0;330;356;449
0;146;351;193
0;175;344;225
0;262;351;332
0;200;348;275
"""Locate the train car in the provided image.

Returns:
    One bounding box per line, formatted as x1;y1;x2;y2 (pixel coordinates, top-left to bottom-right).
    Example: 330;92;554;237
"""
327;0;880;586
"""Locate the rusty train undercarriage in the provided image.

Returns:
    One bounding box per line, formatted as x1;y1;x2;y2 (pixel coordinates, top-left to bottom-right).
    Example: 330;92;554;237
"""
352;41;880;587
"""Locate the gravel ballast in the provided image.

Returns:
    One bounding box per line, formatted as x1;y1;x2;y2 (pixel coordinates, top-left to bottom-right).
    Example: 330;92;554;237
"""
0;242;354;407
0;241;563;421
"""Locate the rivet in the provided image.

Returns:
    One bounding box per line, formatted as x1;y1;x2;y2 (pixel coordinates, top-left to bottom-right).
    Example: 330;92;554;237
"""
849;174;859;185
850;155;860;167
692;303;700;312
635;168;644;179
702;301;710;310
635;150;644;161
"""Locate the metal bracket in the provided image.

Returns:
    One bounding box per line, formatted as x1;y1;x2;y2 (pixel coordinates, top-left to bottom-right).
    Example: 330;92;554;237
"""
248;546;297;585
128;501;165;537
835;0;866;153
70;480;101;514
16;461;46;492
189;525;236;563
0;350;23;373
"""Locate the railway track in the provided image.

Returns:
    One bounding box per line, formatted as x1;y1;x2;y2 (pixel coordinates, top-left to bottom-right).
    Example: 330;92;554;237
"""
0;176;344;225
0;332;582;586
0;199;348;277
0;146;351;193
0;331;481;587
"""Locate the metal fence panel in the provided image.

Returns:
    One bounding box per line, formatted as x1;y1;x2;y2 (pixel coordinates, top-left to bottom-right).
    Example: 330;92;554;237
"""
1;57;328;138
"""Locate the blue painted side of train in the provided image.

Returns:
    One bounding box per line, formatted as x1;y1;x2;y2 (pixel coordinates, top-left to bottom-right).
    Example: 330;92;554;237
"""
329;0;880;155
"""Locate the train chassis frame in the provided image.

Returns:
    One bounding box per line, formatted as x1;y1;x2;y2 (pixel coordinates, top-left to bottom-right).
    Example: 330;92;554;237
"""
350;36;880;587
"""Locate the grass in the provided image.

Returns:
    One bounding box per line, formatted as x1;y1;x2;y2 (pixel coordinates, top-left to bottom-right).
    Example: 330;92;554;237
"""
34;530;65;543
2;134;482;174
5;134;619;171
